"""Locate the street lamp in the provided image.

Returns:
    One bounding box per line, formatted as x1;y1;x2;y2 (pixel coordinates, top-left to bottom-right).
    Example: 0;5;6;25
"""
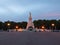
42;26;45;29
7;23;10;32
52;24;55;26
51;23;55;30
41;26;45;31
16;26;19;32
7;23;10;26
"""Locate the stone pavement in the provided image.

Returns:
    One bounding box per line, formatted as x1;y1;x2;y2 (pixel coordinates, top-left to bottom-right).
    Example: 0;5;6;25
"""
0;32;60;45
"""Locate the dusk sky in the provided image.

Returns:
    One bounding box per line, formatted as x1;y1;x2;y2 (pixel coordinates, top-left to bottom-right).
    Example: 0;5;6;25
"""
0;0;60;22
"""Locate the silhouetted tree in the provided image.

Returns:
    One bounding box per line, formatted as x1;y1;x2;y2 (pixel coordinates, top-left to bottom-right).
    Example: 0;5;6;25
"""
0;19;60;31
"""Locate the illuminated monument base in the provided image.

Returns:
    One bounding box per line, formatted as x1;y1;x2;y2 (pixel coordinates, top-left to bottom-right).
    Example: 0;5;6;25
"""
26;12;34;31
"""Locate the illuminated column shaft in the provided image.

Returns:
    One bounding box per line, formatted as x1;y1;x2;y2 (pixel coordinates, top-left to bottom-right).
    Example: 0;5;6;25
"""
26;12;34;29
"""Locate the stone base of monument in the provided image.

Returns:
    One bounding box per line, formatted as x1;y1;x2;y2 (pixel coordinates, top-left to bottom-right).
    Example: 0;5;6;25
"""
28;26;36;32
28;26;33;31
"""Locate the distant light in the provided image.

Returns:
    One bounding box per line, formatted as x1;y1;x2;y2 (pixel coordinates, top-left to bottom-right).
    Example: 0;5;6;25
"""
16;26;19;29
7;23;10;26
52;24;55;26
18;28;23;32
42;26;45;29
41;26;45;32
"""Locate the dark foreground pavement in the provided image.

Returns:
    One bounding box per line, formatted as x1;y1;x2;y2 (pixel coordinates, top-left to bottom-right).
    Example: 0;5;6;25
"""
0;32;60;45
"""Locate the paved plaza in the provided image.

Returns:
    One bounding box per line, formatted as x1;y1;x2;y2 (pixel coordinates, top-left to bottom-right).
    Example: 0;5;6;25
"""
0;32;60;45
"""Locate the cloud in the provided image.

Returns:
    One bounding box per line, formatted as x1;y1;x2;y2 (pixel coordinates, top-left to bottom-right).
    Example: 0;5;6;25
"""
0;7;9;14
0;0;26;15
44;13;60;17
0;1;49;15
7;5;26;14
0;0;60;21
0;0;59;15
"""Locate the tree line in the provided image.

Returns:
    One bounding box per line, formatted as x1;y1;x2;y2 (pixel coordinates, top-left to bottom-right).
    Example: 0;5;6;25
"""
0;20;60;31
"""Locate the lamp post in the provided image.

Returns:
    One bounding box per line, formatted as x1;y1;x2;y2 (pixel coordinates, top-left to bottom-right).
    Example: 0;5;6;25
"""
7;23;10;32
16;26;18;32
51;23;55;30
42;26;45;31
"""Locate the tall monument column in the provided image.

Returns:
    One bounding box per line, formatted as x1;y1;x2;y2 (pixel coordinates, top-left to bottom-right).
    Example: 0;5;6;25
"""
26;12;34;30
